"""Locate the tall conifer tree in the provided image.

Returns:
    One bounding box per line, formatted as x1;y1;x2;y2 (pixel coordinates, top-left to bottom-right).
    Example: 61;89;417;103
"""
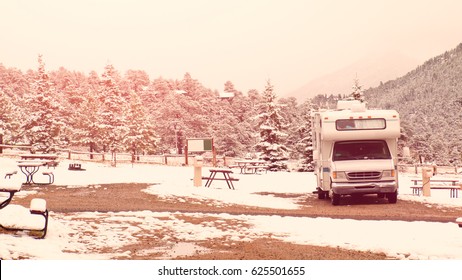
255;80;289;171
97;64;128;161
20;55;65;152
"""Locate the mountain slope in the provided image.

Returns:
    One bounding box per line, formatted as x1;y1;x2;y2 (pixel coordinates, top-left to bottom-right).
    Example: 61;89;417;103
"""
365;43;462;164
287;52;419;102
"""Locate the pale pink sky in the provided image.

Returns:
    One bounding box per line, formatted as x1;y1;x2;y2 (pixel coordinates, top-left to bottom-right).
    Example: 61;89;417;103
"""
1;0;462;95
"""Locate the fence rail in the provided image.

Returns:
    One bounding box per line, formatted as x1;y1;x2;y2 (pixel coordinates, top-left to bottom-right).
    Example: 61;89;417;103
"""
399;163;461;175
0;145;234;167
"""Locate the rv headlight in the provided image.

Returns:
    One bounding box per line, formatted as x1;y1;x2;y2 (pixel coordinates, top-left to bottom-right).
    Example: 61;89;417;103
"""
332;171;347;180
382;170;396;178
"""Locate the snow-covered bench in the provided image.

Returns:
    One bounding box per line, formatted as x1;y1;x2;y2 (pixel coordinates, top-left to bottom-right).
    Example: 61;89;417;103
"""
29;198;49;238
0;198;49;239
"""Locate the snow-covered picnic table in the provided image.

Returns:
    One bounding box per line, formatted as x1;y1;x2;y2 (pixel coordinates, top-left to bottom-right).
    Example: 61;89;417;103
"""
20;153;59;168
410;179;461;198
17;160;54;185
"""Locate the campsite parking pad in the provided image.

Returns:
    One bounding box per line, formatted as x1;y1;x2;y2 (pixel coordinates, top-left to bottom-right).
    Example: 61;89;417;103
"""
6;183;462;260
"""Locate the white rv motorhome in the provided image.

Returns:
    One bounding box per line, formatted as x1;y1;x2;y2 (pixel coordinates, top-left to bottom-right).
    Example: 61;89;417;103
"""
312;100;400;205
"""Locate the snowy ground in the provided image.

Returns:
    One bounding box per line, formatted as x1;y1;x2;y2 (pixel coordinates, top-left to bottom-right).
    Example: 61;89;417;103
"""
1;156;461;260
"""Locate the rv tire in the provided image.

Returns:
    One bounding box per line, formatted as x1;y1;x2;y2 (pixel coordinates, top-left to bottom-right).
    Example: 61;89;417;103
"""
332;193;340;206
317;189;327;199
387;191;398;204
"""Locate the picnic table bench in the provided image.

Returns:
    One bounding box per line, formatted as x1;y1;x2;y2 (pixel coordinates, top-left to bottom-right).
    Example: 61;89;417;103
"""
410;179;461;198
202;168;239;190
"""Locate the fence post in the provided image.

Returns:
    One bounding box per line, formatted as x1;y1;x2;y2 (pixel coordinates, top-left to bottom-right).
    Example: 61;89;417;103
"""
184;145;188;165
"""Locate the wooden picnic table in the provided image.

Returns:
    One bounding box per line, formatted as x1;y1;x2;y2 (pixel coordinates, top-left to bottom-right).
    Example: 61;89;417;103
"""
203;168;239;190
20;153;59;167
410;179;461;198
17;161;53;185
233;159;268;174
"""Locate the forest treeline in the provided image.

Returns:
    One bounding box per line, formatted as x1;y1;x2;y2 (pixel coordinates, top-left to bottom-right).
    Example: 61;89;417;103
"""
2;42;462;166
0;55;312;169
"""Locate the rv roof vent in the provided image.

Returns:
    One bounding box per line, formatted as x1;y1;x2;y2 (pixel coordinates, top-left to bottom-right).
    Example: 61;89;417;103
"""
351;102;367;112
337;100;360;110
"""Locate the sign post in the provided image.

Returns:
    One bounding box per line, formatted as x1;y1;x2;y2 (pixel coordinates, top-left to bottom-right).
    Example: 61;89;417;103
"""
185;138;216;166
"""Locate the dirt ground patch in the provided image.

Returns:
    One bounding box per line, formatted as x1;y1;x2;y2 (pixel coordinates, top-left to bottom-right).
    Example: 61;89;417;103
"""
8;183;462;260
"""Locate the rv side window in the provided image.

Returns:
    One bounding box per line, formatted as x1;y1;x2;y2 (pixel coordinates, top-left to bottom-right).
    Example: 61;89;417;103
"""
333;140;391;161
336;118;386;130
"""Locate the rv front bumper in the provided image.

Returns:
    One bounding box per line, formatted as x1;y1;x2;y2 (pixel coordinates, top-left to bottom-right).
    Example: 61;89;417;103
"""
331;181;397;195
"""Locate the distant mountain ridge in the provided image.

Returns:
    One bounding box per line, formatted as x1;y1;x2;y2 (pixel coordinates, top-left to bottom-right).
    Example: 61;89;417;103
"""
287;52;420;102
365;43;462;164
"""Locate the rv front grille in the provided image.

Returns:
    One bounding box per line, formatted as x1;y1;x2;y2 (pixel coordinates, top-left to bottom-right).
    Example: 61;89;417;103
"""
347;171;381;180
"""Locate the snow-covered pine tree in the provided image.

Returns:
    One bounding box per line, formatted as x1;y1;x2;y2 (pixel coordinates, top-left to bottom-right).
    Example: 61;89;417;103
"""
97;64;128;163
0;88;18;152
351;76;365;102
254;80;289;171
19;55;66;153
73;94;101;157
294;100;314;171
124;90;159;157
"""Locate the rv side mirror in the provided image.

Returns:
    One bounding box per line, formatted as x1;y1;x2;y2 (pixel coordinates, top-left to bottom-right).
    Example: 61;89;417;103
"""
403;147;411;158
313;150;319;161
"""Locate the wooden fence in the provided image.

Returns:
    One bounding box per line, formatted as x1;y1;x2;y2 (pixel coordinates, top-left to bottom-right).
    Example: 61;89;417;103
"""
0;145;233;167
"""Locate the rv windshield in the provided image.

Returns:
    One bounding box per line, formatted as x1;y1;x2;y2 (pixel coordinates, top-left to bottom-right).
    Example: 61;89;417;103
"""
333;140;391;161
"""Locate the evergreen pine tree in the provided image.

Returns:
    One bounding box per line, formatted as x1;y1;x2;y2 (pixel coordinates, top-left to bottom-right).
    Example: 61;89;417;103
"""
294;100;314;171
0;88;18;151
20;55;65;152
351;76;365;102
97;64;128;162
255;80;289;171
73;94;101;157
124;90;159;157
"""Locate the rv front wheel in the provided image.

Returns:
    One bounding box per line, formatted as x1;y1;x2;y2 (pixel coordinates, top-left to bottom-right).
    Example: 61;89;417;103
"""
387;191;398;204
332;193;340;206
